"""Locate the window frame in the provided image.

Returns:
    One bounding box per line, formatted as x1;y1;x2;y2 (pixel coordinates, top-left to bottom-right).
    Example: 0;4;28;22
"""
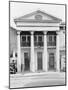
38;35;43;42
21;35;26;42
21;35;30;42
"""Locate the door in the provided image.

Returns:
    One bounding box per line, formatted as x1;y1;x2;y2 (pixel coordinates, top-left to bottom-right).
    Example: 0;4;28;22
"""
48;53;55;70
37;52;43;71
24;52;30;71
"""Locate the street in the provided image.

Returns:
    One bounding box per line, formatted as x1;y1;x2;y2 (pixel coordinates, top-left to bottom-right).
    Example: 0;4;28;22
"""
10;72;65;88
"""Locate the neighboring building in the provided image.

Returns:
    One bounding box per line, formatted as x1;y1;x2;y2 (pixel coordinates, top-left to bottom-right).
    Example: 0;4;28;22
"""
9;10;66;73
59;22;66;71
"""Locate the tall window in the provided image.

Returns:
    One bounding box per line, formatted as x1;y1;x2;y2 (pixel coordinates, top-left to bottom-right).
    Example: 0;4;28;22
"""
34;35;43;46
22;36;26;42
38;35;43;42
21;35;30;47
49;35;52;42
34;35;37;42
47;35;56;46
49;53;55;70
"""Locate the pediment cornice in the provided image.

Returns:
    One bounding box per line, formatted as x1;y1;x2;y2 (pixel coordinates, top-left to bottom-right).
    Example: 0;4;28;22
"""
14;10;62;24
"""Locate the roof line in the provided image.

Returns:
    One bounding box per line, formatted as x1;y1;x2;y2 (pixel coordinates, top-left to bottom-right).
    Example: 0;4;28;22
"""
14;10;62;22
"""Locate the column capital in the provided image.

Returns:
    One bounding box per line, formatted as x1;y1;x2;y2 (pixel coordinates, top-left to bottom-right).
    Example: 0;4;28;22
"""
30;31;34;35
17;31;20;35
43;31;47;35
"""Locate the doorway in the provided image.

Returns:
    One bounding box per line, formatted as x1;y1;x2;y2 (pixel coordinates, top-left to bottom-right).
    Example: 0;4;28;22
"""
24;52;30;71
48;53;55;70
37;52;43;71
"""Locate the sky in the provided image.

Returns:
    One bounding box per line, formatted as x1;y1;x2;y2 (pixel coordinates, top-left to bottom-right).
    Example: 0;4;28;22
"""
10;2;65;28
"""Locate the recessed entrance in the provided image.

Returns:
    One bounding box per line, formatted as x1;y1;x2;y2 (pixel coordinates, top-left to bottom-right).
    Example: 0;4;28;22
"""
24;52;30;71
37;52;43;71
48;53;55;70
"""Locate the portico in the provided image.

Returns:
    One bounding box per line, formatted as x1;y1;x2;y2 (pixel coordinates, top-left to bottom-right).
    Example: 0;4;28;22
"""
14;10;62;73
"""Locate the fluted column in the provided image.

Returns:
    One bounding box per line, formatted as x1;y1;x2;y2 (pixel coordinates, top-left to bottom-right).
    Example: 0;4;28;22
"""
43;31;48;71
17;31;21;73
30;31;35;72
56;31;60;72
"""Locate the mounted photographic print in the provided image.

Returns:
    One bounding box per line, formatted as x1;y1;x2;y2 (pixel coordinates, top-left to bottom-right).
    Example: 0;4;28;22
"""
9;1;66;89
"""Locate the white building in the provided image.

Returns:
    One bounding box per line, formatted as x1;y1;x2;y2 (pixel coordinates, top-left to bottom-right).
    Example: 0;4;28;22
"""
10;10;65;73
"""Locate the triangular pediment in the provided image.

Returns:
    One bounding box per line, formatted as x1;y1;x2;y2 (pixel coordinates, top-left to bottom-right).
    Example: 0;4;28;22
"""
14;10;62;23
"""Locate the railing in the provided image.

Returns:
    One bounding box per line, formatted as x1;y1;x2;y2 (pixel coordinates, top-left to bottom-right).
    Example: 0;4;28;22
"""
47;42;56;46
21;41;56;47
21;42;30;47
34;41;43;47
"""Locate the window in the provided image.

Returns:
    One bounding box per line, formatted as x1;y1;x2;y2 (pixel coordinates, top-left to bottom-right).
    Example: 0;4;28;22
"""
34;35;37;42
27;36;30;42
38;36;43;42
49;35;52;42
49;53;55;70
47;35;56;46
35;15;42;20
37;52;43;70
34;35;43;42
24;52;30;71
34;35;43;46
48;35;56;42
22;36;26;42
21;35;30;47
21;35;30;42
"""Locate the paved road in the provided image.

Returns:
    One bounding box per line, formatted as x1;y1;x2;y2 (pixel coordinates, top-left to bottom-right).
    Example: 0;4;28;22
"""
10;72;65;88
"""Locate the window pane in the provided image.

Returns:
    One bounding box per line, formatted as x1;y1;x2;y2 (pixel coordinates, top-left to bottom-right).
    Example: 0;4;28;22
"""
34;35;37;41
27;36;30;42
49;35;52;41
22;36;26;41
38;36;42;41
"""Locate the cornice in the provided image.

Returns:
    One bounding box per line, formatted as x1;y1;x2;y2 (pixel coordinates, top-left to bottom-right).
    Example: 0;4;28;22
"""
14;19;60;23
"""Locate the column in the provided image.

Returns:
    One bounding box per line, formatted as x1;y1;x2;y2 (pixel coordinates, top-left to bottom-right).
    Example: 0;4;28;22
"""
56;31;60;72
13;51;15;58
17;31;21;73
30;31;35;72
12;51;16;61
43;31;48;71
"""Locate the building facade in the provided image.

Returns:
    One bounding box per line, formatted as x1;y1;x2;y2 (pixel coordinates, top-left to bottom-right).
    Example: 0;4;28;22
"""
10;10;65;74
